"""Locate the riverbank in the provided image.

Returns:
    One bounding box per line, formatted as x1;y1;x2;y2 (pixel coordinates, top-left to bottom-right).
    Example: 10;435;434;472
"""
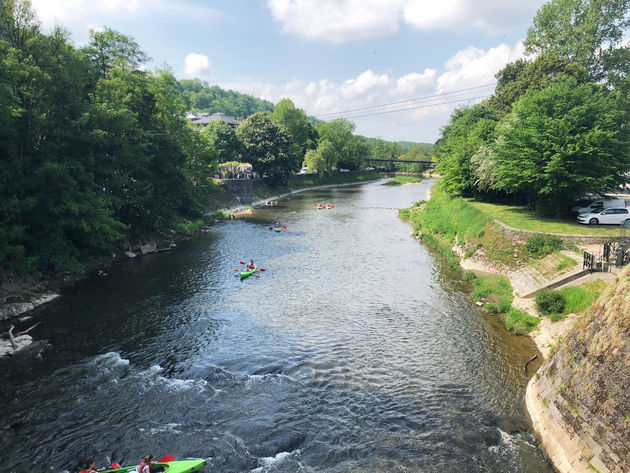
399;186;627;473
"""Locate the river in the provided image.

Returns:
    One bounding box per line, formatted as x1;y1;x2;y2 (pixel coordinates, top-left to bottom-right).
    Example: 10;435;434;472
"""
0;180;553;472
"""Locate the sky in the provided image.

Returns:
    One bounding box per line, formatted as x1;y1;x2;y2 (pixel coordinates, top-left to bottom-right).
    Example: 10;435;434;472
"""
30;0;549;143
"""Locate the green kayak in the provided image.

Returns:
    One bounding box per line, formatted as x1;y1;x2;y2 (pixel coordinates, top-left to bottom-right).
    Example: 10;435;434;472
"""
240;265;257;278
273;227;281;232
101;459;205;473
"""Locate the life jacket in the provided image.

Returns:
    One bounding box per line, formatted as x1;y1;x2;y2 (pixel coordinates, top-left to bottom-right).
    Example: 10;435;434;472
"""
137;460;151;473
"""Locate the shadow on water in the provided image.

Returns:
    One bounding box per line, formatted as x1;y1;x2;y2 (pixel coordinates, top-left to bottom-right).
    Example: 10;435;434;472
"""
0;180;552;472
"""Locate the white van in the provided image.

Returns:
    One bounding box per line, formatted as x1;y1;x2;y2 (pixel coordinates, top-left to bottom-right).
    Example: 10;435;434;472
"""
576;199;626;214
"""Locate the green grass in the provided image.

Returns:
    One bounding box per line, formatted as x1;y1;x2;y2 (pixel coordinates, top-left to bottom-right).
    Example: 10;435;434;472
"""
553;254;578;273
468;200;619;236
472;275;514;305
383;175;422;185
559;280;608;314
503;307;540;334
539;279;607;321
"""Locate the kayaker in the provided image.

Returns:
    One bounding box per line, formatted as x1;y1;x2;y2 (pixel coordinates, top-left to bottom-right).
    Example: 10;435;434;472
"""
246;259;256;271
274;221;280;229
137;454;153;473
80;459;105;473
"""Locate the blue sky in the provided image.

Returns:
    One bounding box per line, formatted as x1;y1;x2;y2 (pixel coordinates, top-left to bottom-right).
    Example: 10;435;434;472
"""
31;0;548;143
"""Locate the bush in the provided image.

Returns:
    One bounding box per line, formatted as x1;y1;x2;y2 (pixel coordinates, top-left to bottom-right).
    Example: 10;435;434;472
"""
526;234;564;257
463;271;477;281
536;289;567;316
497;300;512;314
484;302;498;313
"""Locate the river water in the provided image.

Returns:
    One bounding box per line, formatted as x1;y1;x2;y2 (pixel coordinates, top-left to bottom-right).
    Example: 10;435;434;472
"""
0;180;553;472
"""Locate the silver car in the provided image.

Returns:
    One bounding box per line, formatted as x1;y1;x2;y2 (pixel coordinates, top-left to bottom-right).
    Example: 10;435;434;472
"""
577;207;630;225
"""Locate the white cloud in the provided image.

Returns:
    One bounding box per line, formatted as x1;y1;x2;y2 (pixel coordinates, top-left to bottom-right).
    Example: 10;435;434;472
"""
30;0;223;42
437;41;525;93
267;0;404;43
219;40;524;142
267;0;547;42
184;53;212;77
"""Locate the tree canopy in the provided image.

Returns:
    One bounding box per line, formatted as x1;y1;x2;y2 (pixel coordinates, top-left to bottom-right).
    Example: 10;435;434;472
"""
236;113;298;184
494;77;630;213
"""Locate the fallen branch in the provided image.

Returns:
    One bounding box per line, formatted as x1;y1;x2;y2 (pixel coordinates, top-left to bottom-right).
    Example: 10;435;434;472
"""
524;354;538;374
8;325;17;349
17;321;41;336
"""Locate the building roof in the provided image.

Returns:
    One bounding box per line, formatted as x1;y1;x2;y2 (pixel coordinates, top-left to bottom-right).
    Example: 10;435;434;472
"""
188;112;241;126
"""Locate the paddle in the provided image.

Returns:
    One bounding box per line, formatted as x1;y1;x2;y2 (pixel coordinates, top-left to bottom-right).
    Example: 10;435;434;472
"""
158;454;175;463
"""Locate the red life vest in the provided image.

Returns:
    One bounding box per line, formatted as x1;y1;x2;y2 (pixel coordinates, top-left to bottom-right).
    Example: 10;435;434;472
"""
137;460;151;473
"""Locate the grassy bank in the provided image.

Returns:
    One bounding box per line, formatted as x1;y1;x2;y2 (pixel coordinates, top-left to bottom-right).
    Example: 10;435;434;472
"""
468;201;619;236
383;176;423;186
398;188;566;334
535;280;608;321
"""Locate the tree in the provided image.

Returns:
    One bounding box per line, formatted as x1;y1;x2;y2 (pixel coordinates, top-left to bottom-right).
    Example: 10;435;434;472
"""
272;98;316;160
316;119;366;170
236;112;298;184
201;120;242;163
524;0;630;80
490;54;587;115
435;103;499;194
304;139;336;176
82;27;149;78
494;76;630;214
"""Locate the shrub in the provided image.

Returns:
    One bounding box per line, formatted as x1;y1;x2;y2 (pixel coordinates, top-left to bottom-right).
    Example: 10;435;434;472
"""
484;302;498;313
463;271;477;281
536;289;567;316
497;300;512;314
526;234;563;257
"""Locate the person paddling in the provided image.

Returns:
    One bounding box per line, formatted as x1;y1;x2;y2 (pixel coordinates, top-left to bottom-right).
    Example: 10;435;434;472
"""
274;221;280;229
246;259;256;271
137;454;153;473
80;459;105;473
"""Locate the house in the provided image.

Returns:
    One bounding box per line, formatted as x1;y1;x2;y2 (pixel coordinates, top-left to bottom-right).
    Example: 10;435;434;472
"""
187;112;241;129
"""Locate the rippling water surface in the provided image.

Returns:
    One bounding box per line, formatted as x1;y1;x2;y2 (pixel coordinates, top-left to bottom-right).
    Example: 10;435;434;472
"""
0;180;552;472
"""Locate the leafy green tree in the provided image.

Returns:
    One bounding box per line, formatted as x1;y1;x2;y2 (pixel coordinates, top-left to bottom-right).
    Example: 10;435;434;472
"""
491;54;587;115
236;112;298;184
178;79;274;119
435;103;499;194
81;27;149;78
524;0;630;80
316;118;366;170
494;76;630;213
201;120;242;163
304;139;337;176
304;147;326;176
272;98;317;160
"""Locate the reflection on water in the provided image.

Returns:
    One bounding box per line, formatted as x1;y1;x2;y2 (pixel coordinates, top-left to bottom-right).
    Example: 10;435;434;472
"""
0;180;552;472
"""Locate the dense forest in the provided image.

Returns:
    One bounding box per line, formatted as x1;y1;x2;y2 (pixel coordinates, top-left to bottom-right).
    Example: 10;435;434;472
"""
0;0;420;279
435;0;630;216
179;79;274;119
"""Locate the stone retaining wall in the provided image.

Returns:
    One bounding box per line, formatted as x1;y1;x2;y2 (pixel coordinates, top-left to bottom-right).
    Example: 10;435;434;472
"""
495;221;616;245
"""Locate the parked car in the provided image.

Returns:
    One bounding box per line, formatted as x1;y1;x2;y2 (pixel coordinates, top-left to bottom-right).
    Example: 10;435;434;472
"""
300;167;308;174
574;198;626;214
577;207;630;225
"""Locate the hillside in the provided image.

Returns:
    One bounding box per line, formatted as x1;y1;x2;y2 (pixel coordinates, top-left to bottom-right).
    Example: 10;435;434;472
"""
527;266;630;473
178;79;275;119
